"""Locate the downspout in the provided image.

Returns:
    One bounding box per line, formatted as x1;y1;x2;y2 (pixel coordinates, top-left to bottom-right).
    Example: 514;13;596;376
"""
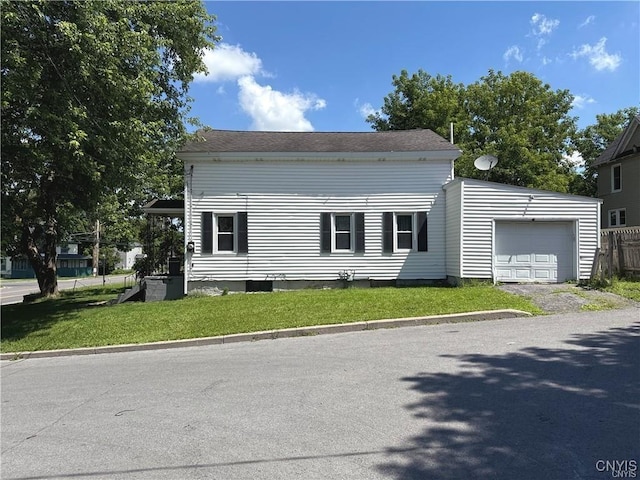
185;164;194;295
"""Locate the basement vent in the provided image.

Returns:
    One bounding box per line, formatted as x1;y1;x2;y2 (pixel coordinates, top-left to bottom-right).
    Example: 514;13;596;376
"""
246;280;273;293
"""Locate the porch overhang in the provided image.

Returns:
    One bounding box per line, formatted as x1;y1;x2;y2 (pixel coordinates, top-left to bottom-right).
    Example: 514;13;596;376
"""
142;199;184;217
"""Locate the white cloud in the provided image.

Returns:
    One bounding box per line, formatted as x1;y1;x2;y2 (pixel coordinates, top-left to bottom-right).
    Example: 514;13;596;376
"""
579;15;595;28
572;94;596;109
354;99;378;119
503;45;524;63
192;43;325;131
564;151;585;168
531;13;560;36
195;43;263;82
570;37;622;71
237;76;326;131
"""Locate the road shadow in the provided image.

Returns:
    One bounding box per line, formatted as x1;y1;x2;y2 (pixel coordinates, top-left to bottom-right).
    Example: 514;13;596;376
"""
378;323;640;479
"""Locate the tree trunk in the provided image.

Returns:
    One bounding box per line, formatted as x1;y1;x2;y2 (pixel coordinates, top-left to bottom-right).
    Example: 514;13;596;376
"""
21;218;59;297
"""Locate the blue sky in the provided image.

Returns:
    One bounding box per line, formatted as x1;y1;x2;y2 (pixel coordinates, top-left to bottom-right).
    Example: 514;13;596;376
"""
188;1;639;135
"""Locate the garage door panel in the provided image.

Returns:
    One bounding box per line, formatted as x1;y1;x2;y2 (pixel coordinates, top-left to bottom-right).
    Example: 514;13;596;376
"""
534;254;554;263
496;268;512;279
534;269;552;280
495;222;573;283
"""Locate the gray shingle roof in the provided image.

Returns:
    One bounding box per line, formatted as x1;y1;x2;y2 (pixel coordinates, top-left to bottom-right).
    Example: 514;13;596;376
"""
180;129;460;153
593;130;625;167
593;115;640;167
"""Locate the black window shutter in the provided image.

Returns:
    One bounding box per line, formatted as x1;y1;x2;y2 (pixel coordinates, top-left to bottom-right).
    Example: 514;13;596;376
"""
237;212;248;253
355;212;365;252
417;212;428;252
383;212;393;253
321;213;331;252
202;212;213;254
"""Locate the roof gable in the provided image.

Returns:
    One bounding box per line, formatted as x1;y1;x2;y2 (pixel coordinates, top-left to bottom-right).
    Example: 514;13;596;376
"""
594;115;640;167
180;129;461;155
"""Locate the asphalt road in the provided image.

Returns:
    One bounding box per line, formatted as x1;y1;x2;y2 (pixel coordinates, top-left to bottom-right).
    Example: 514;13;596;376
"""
2;308;638;480
0;275;131;306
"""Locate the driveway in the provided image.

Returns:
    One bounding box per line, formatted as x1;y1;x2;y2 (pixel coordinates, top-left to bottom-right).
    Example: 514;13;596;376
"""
498;283;638;314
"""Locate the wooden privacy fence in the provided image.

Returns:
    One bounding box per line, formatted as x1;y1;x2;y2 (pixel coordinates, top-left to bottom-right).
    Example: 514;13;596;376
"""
592;227;640;280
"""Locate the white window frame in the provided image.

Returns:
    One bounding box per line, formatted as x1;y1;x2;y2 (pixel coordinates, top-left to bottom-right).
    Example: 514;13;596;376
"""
609;208;626;228
215;213;237;253
611;164;622;193
332;213;354;252
394;212;417;252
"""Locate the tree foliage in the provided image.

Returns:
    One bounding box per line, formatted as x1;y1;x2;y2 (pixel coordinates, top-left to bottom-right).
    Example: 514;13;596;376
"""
368;69;578;192
1;0;217;295
570;107;639;197
367;70;464;140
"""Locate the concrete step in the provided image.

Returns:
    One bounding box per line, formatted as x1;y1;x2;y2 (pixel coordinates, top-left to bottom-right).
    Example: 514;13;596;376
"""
117;284;142;304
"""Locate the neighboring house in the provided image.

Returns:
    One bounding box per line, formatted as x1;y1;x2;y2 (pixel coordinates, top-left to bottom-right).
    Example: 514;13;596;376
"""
593;115;640;228
1;257;11;278
11;244;92;279
116;244;143;270
175;129;601;292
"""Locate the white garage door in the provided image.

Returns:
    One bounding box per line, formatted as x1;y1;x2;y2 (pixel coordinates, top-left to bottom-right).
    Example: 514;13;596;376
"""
495;221;574;283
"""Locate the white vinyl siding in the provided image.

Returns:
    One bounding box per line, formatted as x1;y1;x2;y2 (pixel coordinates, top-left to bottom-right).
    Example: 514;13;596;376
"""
443;178;601;282
444;179;462;279
185;159;452;282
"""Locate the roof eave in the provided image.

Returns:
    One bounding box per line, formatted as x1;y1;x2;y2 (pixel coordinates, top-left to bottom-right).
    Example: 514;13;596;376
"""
177;150;462;162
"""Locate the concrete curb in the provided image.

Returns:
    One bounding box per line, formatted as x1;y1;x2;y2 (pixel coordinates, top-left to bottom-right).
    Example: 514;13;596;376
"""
1;309;531;361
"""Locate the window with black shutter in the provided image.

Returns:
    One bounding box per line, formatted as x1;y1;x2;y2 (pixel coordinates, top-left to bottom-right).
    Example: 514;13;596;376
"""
321;212;365;253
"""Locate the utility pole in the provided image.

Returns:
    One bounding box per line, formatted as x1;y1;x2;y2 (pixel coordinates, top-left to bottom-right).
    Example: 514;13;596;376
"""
92;219;100;277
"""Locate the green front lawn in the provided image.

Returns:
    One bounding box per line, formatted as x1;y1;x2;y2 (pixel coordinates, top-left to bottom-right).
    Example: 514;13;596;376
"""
1;284;542;353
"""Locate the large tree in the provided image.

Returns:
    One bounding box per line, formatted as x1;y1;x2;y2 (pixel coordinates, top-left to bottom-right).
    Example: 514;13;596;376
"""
1;1;217;296
368;69;578;192
367;69;465;140
570;107;639;197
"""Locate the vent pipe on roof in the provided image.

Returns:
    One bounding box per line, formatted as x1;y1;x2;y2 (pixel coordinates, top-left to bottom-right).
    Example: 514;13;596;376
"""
450;123;454;144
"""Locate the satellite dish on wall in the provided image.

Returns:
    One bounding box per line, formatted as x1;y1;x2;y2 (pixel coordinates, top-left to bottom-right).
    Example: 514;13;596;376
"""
474;154;499;171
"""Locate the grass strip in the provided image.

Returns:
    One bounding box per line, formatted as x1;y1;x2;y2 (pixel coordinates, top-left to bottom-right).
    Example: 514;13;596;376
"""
1;284;542;353
604;279;640;302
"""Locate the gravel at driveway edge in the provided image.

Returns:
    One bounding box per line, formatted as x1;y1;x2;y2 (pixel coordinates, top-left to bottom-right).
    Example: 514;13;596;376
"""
498;283;638;315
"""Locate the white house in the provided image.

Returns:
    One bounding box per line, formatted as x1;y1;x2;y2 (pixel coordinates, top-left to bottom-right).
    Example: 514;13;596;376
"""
116;244;143;270
177;129;601;293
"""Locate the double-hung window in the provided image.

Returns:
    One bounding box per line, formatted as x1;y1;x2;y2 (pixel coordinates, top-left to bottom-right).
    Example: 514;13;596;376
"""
383;212;428;253
395;214;414;250
334;214;353;251
611;164;622;193
201;212;248;254
321;213;365;253
217;215;235;251
609;209;626;228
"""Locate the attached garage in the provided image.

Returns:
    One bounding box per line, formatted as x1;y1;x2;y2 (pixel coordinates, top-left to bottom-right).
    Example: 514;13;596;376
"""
494;221;575;283
444;178;601;284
